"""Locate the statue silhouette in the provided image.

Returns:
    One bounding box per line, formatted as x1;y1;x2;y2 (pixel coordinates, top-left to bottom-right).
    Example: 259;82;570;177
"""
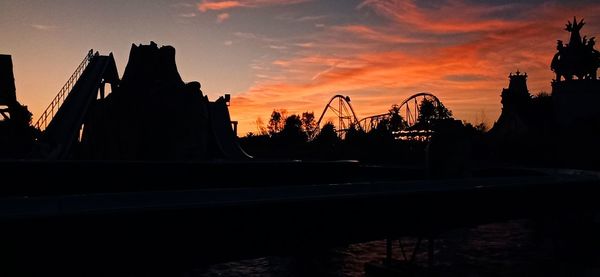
551;40;565;81
586;37;600;79
566;17;585;47
551;17;599;81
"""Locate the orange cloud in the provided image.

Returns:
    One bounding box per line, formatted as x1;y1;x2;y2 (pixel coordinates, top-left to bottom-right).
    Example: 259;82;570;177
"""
217;12;230;23
31;24;58;31
358;0;522;33
333;25;426;44
198;1;243;12
229;1;600;135
198;0;310;12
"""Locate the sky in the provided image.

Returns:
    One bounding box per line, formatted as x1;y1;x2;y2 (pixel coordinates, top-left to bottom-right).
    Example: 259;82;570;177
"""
1;0;600;135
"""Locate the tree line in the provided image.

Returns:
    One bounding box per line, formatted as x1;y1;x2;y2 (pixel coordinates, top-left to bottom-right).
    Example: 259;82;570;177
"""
240;98;486;163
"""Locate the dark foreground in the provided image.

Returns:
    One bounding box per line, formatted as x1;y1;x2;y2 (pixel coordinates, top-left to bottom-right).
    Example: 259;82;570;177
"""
199;219;600;277
1;161;599;276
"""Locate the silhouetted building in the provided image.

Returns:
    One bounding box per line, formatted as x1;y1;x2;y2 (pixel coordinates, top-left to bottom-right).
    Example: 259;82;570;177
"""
0;55;36;158
489;18;600;166
489;71;532;140
492;18;600;138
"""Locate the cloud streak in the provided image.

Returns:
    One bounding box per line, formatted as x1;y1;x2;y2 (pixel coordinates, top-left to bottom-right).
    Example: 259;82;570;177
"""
198;1;242;12
198;0;310;12
229;0;600;135
31;24;58;31
178;13;197;18
217;12;230;23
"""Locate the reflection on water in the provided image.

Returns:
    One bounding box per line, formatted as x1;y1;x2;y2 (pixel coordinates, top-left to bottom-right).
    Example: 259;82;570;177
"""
196;220;600;277
198;241;389;277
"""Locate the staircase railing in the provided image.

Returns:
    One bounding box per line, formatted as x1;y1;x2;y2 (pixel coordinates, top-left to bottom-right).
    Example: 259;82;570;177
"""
34;49;96;131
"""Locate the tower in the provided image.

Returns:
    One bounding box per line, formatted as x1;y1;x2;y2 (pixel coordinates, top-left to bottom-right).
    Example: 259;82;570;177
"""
490;71;532;140
501;71;531;113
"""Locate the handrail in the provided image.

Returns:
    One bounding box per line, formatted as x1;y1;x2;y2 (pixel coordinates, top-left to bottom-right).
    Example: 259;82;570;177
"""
34;49;96;131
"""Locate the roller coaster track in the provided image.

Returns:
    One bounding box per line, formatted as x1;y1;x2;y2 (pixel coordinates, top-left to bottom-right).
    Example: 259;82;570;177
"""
358;92;442;132
317;92;442;138
316;95;361;137
317;93;444;137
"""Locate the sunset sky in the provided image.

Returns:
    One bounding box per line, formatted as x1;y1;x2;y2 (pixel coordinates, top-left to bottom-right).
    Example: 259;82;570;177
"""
1;0;600;135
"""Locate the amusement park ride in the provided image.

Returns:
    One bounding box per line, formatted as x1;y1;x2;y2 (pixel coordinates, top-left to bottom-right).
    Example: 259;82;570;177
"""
316;93;445;138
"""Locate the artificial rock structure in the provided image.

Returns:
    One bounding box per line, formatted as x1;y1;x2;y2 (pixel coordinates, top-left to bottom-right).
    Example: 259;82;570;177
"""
81;42;210;160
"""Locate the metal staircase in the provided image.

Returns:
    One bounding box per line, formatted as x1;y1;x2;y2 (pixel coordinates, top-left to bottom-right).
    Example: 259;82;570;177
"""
34;50;119;159
34;50;95;131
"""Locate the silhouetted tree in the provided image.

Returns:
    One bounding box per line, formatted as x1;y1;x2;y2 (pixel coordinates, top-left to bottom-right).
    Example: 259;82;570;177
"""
463;121;487;134
279;114;307;143
301;111;317;139
474;122;488;133
341;122;368;159
474;110;488;133
534;91;551;98
267;109;287;135
10;104;33;127
314;122;339;145
436;102;452;119
388;104;406;132
463;109;488;133
418;98;452;126
345;122;365;142
0;103;38;159
255;117;268;136
418;99;435;126
374;118;391;133
311;122;339;159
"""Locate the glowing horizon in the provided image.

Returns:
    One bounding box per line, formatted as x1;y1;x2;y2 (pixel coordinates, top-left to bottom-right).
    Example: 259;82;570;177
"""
1;0;599;135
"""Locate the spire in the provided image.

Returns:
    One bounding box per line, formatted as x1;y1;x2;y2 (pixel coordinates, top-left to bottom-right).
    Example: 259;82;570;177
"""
566;17;585;47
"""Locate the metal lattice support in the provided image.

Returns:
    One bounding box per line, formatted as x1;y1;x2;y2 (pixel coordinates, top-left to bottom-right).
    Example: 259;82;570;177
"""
358;92;442;132
397;92;441;127
358;112;389;133
316;95;361;138
34;49;95;131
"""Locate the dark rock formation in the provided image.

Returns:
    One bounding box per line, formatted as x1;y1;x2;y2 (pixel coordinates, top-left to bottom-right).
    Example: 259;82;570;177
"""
80;42;209;160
